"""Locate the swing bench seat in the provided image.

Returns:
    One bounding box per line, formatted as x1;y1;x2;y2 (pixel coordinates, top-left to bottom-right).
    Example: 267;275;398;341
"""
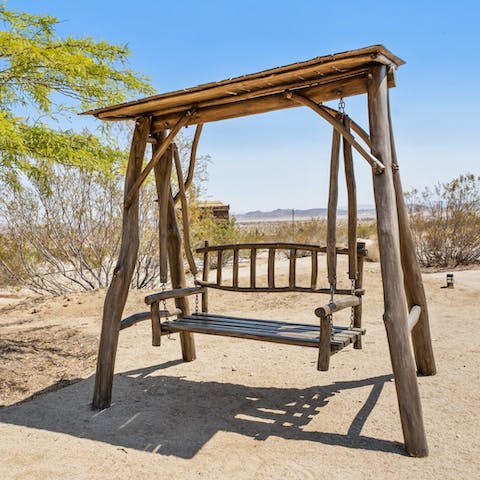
160;312;364;352
145;287;364;371
144;242;367;370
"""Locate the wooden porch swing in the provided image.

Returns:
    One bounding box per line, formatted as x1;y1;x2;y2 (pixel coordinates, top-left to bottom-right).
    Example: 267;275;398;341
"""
84;45;436;457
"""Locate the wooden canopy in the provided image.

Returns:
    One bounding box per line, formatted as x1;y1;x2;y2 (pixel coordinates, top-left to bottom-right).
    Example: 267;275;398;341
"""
83;45;404;130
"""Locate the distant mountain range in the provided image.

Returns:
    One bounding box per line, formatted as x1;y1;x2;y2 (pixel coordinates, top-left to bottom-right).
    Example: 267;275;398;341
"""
233;206;376;222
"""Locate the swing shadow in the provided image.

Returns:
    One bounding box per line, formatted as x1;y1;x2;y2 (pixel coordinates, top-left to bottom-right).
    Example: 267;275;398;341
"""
0;362;402;458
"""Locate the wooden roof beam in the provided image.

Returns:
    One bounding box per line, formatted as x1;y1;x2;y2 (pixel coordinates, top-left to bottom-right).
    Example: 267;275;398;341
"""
150;73;371;131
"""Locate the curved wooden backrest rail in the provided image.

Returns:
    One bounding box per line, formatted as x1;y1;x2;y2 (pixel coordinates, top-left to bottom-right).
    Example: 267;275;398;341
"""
195;242;367;255
194;281;365;296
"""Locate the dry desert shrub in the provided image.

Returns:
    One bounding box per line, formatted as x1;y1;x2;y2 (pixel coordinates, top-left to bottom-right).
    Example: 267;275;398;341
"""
407;174;480;268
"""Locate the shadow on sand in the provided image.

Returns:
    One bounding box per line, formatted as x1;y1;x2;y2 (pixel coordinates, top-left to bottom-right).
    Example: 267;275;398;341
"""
0;361;402;458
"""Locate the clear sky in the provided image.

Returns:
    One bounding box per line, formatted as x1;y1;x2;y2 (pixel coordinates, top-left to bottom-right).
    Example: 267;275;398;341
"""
7;0;480;212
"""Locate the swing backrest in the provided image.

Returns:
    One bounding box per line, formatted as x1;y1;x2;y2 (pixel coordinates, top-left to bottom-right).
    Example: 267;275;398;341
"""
196;241;366;295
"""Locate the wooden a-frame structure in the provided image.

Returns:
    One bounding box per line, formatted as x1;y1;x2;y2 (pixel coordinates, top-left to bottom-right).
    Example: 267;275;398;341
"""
84;45;436;457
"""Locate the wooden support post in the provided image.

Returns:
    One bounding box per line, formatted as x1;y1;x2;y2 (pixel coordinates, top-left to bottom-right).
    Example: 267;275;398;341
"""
153;132;196;361
250;248;256;288
150;302;162;346
368;64;428;457
310;251;318;290
233;248;239;287
289;248;296;288
327;124;341;287
157;144;173;283
343;115;358;280
92;116;151;410
173;143;198;277
318;315;331;371
353;242;365;349
388;99;436;376
217;251;223;285
268;248;275;288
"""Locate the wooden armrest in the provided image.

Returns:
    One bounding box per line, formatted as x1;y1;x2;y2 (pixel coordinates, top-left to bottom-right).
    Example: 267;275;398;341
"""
314;296;360;318
145;286;205;305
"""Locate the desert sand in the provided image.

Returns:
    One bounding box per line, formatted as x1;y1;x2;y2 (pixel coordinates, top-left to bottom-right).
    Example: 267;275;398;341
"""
0;255;479;479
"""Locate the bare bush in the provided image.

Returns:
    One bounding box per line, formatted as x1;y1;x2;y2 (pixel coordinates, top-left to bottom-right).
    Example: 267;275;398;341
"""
0;167;172;293
0;132;211;294
407;173;480;267
0;167;124;293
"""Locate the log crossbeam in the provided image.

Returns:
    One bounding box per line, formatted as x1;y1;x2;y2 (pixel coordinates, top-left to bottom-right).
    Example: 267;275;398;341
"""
124;110;193;208
173;123;203;204
286;91;385;173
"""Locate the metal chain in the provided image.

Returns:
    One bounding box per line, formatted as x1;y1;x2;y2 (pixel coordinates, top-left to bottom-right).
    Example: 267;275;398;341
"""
349;279;355;329
328;284;335;338
338;97;345;115
193;273;199;314
329;283;336;303
161;282;168;319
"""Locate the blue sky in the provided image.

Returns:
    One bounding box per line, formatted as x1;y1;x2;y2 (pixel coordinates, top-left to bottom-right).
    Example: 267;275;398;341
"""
8;0;480;212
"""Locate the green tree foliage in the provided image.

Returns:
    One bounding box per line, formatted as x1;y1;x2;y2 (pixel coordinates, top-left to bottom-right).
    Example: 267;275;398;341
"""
0;3;154;185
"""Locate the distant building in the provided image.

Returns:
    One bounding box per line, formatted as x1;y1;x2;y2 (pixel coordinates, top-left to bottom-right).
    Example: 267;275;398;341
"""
197;201;230;221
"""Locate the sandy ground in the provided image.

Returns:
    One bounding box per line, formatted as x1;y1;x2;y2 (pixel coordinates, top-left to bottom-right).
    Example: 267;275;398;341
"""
0;256;479;479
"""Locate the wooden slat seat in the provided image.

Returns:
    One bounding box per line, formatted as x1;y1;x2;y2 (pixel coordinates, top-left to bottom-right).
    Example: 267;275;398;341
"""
161;312;365;353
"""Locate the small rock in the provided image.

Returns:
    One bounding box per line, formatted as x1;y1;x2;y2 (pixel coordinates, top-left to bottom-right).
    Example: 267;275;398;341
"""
231;367;237;372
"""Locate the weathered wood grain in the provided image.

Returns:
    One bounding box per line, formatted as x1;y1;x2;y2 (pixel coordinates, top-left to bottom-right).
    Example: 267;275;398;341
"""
124;112;191;207
408;305;422;332
343;115;358;280
327;124;341;286
150;302;162;346
368;64;428;457
388;96;436;376
173;123;203;204
173;143;197;276
156;144;173;283
92;116;151;410
315;296;360;318
318;315;332;371
145;286;206;305
353;242;366;349
287;92;385;173
153;131;196;361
